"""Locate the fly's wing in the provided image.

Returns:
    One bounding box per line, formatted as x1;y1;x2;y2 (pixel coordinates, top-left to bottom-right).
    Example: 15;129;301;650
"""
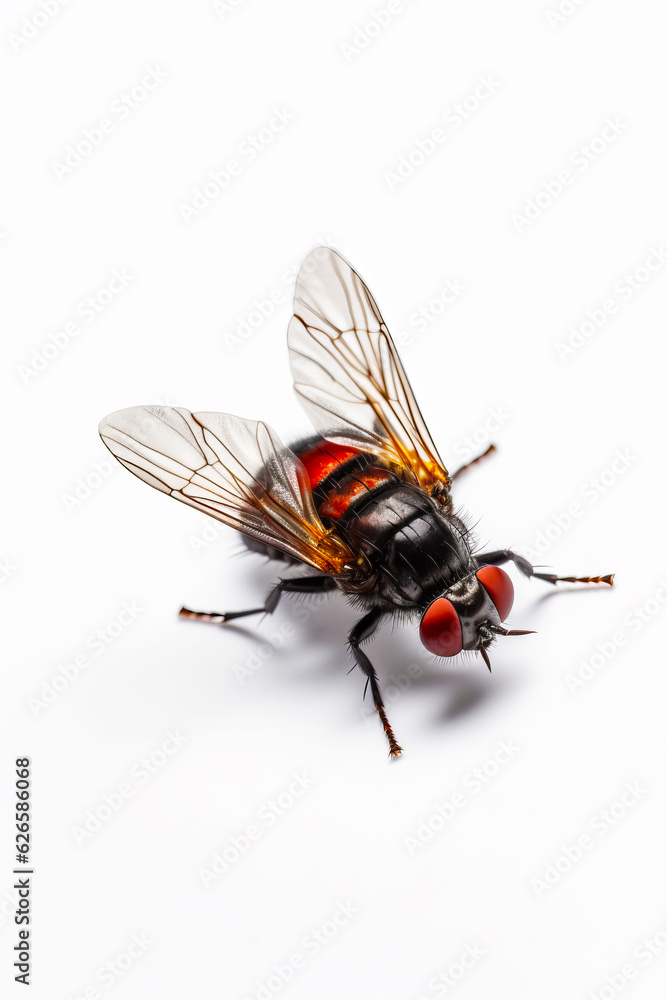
288;247;450;493
99;406;353;575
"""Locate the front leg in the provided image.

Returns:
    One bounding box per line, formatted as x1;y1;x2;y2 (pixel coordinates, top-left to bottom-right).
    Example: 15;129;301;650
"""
475;549;614;586
348;610;403;758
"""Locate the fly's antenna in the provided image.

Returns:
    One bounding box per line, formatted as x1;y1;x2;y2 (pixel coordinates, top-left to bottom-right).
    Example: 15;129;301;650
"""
479;646;492;672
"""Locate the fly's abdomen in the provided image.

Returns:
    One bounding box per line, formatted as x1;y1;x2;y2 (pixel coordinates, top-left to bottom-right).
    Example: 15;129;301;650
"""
244;439;396;566
298;440;364;491
296;439;398;524
291;438;470;606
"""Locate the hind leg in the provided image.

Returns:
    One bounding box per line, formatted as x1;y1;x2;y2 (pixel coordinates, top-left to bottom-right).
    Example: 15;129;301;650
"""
179;574;337;624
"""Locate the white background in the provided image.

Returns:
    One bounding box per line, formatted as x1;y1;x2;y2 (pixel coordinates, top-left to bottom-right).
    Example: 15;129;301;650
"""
3;1;667;998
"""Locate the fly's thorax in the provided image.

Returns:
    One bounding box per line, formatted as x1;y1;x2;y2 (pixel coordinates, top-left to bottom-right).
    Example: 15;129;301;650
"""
346;487;474;608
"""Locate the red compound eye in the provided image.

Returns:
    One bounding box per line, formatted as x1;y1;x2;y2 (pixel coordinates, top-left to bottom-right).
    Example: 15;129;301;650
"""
420;599;463;657
477;566;514;621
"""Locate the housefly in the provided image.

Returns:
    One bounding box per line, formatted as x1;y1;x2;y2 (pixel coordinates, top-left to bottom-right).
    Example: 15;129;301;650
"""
100;247;613;756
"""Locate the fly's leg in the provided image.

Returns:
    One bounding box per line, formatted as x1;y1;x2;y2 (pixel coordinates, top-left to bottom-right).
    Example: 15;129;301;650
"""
451;443;496;480
348;611;402;758
474;549;614;586
179;574;337;624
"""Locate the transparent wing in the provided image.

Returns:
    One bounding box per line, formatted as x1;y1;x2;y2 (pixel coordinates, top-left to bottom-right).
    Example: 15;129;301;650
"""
99;406;353;575
288;247;450;492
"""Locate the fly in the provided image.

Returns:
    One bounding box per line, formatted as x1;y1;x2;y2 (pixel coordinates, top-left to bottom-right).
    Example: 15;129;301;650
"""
100;247;614;757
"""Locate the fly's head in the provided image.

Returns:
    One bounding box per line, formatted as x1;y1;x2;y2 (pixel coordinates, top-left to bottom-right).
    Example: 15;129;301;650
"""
418;566;534;670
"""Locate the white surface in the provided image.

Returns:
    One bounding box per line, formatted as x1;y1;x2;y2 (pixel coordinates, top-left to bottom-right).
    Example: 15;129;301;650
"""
2;2;667;998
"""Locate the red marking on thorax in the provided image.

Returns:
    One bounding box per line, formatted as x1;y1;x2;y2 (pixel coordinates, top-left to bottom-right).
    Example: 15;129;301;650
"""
319;469;395;520
298;441;360;488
